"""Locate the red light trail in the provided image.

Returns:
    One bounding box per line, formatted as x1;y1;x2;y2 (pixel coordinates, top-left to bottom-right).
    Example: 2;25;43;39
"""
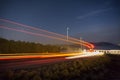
0;19;94;49
0;26;91;48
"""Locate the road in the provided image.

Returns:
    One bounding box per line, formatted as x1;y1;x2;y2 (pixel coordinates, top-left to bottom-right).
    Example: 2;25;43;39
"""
0;57;67;71
0;52;103;71
0;53;79;71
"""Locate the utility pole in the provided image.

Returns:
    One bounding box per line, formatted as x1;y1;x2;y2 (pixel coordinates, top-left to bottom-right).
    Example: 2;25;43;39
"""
67;27;69;41
80;37;83;51
66;27;69;52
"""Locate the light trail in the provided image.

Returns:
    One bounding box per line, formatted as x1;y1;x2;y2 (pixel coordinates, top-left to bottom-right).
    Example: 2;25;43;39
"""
0;52;104;70
0;53;79;60
0;26;91;48
66;51;104;59
0;18;94;49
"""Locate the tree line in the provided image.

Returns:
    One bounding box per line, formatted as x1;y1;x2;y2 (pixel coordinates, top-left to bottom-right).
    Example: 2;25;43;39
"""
0;38;61;53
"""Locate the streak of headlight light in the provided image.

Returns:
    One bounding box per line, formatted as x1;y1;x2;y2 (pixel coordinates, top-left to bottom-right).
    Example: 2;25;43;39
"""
0;25;91;48
65;51;104;59
0;53;79;60
0;19;94;49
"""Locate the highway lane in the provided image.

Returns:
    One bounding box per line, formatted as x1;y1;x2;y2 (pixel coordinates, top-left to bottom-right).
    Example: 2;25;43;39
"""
0;57;67;71
0;52;104;71
0;53;80;71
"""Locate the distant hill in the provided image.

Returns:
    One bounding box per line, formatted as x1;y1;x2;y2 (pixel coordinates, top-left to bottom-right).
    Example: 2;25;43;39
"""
92;42;120;50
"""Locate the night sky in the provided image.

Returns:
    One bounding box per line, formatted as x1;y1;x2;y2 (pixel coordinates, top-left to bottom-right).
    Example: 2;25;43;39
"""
0;0;120;44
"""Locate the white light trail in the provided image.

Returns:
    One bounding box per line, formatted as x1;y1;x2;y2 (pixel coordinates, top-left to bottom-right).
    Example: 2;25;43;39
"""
65;51;104;59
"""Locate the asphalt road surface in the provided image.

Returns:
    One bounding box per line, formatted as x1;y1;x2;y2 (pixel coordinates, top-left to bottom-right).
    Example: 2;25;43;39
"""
0;52;103;72
0;53;79;71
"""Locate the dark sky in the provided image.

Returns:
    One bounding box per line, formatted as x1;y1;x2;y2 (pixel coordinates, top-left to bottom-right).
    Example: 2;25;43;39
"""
0;0;120;44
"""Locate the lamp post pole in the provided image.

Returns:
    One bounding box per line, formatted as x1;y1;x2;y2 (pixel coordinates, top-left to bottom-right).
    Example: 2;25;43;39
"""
67;27;69;41
80;37;83;51
66;27;69;52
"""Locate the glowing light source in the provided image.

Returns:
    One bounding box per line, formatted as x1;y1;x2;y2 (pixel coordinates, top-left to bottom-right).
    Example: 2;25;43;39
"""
66;51;104;59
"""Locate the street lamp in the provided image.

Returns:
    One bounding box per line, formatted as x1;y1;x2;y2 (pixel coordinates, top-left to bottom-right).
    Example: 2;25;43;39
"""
66;27;70;52
80;37;83;51
67;27;69;41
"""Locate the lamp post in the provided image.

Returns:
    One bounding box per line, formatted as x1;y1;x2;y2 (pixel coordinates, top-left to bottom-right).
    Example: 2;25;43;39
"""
80;37;83;51
66;27;69;52
67;27;69;41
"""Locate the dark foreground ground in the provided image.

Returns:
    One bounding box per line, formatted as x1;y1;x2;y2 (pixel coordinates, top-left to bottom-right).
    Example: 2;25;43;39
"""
0;54;120;80
104;54;120;80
